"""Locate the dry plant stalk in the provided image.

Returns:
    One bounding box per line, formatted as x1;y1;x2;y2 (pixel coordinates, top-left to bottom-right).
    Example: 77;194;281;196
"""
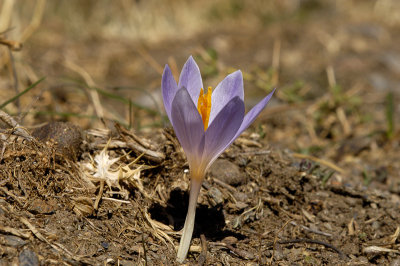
65;59;104;122
0;109;33;141
0;35;22;51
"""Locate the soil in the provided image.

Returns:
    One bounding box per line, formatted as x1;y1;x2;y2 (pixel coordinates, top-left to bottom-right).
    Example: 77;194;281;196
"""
1;1;400;265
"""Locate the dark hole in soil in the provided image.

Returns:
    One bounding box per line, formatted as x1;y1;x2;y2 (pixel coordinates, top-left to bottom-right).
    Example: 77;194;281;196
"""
149;187;245;241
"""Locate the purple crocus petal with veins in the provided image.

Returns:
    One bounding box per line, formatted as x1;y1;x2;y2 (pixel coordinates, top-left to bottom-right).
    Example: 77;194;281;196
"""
178;56;203;106
203;96;244;170
161;65;178;119
233;88;276;141
212;89;276;163
170;88;205;165
208;70;244;125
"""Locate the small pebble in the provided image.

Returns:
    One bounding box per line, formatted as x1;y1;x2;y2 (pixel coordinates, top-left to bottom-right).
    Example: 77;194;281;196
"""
101;241;109;249
222;236;238;245
0;235;27;248
19;248;38;266
28;198;58;214
208;187;224;206
233;192;248;202
372;221;380;230
209;159;245;186
235;202;249;210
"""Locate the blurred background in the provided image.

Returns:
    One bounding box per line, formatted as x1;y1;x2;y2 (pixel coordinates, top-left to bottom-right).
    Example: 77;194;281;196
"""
0;0;399;186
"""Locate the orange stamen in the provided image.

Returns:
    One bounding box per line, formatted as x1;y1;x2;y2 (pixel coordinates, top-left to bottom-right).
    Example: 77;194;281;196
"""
197;86;212;131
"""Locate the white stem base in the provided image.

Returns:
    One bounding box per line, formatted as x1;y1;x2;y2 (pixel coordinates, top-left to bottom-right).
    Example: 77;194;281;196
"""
176;179;202;263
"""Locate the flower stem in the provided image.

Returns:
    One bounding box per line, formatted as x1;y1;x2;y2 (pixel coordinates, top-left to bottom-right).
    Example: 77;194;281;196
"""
176;177;202;263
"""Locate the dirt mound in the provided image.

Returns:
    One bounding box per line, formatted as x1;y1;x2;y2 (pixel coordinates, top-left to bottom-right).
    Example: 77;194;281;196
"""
0;127;399;265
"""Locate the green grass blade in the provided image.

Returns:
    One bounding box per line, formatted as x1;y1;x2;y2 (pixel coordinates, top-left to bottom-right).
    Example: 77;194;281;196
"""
0;77;46;109
94;87;159;116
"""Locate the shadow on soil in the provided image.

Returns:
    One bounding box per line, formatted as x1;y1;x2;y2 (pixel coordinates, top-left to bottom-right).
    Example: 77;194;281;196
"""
149;188;245;241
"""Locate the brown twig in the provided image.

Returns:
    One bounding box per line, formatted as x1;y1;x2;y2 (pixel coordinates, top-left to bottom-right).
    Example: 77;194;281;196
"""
115;124;165;163
0;187;24;206
290;221;332;237
93;180;104;212
0;37;22;51
19;216;78;259
212;177;236;193
197;234;208;265
270;219;292;264
211;242;254;260
116;123;158;150
267;238;347;259
0;224;31;239
142;233;148;266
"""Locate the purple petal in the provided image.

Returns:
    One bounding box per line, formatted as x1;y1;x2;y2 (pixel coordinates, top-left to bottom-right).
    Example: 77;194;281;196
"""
178;56;203;106
171;87;205;163
209;70;244;124
233;88;276;140
210;89;275;161
162;65;178;119
203;96;244;168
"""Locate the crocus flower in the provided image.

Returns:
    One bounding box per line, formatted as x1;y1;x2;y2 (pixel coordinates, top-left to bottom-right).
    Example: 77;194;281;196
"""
162;56;275;262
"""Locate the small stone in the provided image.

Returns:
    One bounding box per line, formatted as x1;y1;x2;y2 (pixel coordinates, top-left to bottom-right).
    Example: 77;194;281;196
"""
233;192;248;202
19;248;38;266
372;221;380;230
323;222;333;231
357;256;369;264
209;159;245;186
28;198;58;214
101;241;109;249
32;121;83;161
208;187;224;206
235;202;249;210
222;236;238;245
0;234;27;248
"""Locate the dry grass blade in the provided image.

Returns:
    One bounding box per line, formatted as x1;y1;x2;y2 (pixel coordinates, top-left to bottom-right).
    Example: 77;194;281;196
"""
87;127;165;164
137;47;163;75
0;36;22;51
0;77;45;109
20;0;46;42
19;217;79;259
389;226;400;244
65;59;104;122
141;208;175;245
0;0;14;32
115;124;165;163
0;110;33;140
0;224;32;239
292;152;345;174
363;246;400;255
